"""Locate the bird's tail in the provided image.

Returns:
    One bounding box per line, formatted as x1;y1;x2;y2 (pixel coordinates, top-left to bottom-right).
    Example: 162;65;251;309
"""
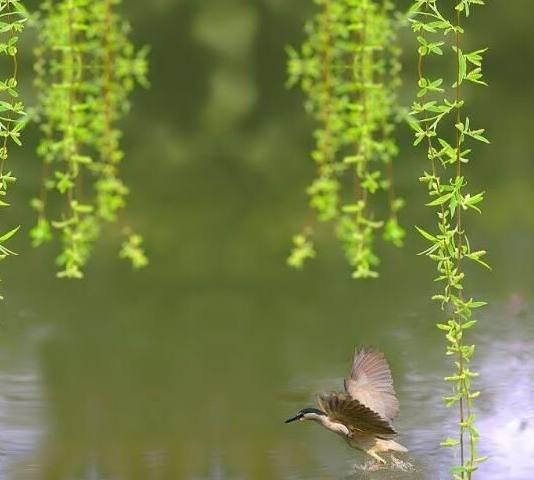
387;440;408;453
376;438;408;453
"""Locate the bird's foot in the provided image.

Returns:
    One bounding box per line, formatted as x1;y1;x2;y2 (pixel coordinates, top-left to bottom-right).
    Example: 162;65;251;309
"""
368;450;387;465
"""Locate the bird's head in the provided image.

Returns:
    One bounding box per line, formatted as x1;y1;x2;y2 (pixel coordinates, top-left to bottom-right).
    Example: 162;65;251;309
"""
284;407;326;424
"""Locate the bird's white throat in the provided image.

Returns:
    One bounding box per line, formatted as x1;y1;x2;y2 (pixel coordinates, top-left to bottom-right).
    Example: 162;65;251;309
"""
306;413;350;438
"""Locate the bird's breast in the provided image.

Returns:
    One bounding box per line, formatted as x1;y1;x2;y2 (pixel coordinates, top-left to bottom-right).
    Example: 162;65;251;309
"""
319;417;351;438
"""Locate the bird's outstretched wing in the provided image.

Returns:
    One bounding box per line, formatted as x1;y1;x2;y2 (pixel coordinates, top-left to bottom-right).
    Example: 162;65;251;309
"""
318;393;396;436
344;347;400;421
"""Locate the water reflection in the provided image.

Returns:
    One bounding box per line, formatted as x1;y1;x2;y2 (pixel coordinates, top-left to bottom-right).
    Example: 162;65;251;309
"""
0;353;43;479
476;305;534;480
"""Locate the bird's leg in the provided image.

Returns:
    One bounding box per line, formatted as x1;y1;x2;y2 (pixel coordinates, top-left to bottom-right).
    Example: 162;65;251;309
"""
366;449;387;465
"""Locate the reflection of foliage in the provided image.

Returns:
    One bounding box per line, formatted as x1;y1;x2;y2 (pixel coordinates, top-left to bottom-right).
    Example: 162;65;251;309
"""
287;0;404;279
0;0;28;298
409;0;489;477
31;0;149;278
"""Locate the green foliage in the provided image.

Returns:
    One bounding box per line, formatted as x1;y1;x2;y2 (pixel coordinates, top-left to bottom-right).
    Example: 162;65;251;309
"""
0;0;28;298
409;0;489;477
287;0;405;279
32;0;149;279
120;233;148;270
287;232;316;269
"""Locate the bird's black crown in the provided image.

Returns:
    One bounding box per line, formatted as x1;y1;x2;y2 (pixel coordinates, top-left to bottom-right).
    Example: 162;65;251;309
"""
299;407;326;416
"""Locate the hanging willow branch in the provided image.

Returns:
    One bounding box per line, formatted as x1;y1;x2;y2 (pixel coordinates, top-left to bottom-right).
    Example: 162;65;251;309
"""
409;0;489;478
31;0;149;278
0;0;28;298
287;0;405;278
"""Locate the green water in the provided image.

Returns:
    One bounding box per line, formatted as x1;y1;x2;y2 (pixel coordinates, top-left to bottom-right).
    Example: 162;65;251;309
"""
1;1;534;479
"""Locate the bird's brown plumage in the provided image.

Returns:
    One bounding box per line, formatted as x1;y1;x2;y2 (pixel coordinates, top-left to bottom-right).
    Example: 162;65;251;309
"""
317;392;396;437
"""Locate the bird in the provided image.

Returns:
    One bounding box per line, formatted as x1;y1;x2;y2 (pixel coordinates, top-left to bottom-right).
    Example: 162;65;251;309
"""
284;346;407;464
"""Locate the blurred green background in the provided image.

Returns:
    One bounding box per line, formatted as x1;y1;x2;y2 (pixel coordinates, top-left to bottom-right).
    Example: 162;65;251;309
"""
0;1;533;479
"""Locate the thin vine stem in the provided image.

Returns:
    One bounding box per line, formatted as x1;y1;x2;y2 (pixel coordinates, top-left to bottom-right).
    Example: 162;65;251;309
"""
454;9;466;477
359;1;369;205
410;0;490;477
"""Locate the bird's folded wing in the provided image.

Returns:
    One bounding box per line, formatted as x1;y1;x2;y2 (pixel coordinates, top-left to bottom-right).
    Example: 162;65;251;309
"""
318;393;396;436
344;347;400;421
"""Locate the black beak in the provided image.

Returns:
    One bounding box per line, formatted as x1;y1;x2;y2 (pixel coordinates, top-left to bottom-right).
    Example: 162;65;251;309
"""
284;414;301;424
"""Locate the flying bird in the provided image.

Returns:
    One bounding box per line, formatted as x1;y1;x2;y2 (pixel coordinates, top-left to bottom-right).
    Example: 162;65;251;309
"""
285;347;407;464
